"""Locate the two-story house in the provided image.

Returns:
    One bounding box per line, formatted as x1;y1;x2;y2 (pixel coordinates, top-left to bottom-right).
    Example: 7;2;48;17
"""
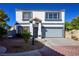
15;9;65;39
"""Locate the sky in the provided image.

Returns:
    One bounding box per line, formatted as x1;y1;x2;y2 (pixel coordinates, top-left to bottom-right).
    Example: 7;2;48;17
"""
0;3;79;26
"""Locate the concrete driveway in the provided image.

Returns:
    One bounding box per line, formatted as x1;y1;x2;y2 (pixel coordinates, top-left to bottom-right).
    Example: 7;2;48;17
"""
38;38;79;56
42;38;79;46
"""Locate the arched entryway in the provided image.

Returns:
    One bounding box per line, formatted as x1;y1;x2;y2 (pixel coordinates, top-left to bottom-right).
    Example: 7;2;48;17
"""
29;17;42;39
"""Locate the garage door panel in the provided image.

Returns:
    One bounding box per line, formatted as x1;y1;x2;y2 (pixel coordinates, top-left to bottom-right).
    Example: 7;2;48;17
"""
42;27;63;37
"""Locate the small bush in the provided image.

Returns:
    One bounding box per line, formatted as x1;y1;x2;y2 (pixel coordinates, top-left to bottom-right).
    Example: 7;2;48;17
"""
21;31;30;43
0;27;7;40
16;33;22;38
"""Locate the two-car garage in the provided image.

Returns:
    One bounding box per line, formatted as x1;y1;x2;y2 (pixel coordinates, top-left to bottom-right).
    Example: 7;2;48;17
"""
42;27;64;38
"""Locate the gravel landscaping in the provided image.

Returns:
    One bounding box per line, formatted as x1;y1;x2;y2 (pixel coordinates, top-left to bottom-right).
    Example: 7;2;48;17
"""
0;38;44;53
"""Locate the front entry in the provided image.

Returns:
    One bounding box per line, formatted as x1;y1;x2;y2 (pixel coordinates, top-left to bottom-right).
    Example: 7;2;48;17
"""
33;27;38;38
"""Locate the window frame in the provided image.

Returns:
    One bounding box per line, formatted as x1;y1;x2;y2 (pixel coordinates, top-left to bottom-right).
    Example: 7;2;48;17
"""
22;12;32;21
45;12;61;21
18;26;30;34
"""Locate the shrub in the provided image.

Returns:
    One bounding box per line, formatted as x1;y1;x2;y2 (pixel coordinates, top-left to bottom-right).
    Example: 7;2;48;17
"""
65;22;73;31
16;33;22;38
21;31;30;43
0;27;7;40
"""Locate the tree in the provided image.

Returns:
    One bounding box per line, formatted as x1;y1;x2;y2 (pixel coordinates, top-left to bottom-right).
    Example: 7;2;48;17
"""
0;9;10;39
0;9;10;29
71;16;79;30
65;21;73;31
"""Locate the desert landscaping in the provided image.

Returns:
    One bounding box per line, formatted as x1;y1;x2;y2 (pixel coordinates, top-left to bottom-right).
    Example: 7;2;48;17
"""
65;30;79;41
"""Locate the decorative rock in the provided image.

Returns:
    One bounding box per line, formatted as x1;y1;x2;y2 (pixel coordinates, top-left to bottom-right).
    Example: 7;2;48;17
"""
0;46;7;54
65;30;79;40
71;30;79;40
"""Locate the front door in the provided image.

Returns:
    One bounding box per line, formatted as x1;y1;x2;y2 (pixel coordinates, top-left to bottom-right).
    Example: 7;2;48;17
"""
33;27;38;38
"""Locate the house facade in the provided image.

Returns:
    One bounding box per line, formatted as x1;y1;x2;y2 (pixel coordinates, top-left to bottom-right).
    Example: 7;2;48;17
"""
15;9;65;39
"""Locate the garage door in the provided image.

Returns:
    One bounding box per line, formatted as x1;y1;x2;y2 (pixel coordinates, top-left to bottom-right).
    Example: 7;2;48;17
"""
42;27;64;38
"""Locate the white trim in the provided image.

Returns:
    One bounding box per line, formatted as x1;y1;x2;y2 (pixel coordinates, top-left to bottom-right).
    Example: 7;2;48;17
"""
16;24;64;27
16;25;18;33
30;23;33;36
62;11;65;23
16;24;30;26
16;10;64;12
42;21;64;23
43;25;64;27
38;23;42;39
17;21;64;23
16;20;30;23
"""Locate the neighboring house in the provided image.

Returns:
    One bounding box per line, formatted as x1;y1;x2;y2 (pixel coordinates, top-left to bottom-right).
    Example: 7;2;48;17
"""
10;23;16;31
8;23;16;38
15;9;65;39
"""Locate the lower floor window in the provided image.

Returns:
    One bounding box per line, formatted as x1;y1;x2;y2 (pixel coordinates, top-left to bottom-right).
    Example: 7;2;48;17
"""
18;26;30;34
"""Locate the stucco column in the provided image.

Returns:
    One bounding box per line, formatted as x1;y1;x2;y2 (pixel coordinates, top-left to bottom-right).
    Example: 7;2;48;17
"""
16;25;18;33
38;23;42;39
30;23;33;37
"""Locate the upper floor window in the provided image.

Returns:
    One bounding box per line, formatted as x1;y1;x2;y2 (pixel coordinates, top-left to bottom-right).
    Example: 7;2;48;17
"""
45;12;61;21
22;12;32;21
